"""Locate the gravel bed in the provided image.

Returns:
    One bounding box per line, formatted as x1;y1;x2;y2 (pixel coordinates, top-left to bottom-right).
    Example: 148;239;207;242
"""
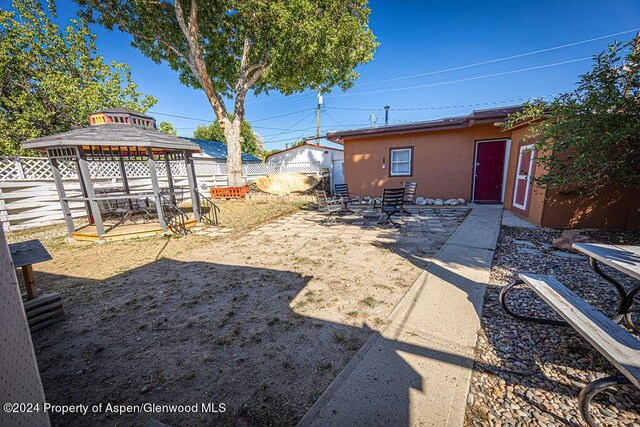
465;225;640;427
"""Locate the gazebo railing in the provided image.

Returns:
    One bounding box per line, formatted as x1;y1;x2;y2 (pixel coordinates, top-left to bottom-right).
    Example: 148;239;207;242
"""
197;190;220;226
159;193;189;237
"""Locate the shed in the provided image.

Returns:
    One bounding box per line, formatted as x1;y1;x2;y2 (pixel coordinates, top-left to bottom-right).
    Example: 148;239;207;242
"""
266;143;344;186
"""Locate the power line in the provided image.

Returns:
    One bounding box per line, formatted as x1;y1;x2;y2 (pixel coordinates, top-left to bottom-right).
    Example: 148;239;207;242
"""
325;93;560;112
353;28;640;87
324;111;348;127
150;108;315;125
264;110;317;143
330;57;592;97
251;108;315;122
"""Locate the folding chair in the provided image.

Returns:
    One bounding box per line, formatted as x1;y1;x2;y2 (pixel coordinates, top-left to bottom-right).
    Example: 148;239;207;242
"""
314;189;344;223
377;187;405;227
401;181;418;215
333;184;358;213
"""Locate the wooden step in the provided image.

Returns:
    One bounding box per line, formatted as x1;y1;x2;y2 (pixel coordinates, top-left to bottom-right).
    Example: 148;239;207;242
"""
23;293;65;332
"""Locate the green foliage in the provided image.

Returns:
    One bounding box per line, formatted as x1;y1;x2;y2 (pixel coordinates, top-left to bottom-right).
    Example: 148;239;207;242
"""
76;0;378;97
504;37;640;194
0;0;156;155
158;120;178;136
75;0;377;185
193;115;263;157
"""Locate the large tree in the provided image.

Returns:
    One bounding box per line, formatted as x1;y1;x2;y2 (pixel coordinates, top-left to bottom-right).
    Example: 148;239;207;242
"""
504;36;640;195
76;0;378;186
0;0;156;155
193;115;263;157
158;120;178;136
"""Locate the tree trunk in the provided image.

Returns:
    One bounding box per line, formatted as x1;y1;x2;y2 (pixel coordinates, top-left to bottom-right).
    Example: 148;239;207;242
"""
224;117;243;187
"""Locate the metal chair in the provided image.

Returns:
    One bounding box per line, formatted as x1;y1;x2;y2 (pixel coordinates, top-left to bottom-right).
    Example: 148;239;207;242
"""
333;184;358;212
377;187;405;227
315;189;344;223
401;181;418;215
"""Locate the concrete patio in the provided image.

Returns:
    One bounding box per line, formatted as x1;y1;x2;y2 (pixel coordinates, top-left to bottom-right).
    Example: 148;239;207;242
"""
245;205;471;244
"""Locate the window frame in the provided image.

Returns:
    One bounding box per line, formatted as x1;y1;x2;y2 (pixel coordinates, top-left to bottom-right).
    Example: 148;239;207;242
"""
389;146;414;177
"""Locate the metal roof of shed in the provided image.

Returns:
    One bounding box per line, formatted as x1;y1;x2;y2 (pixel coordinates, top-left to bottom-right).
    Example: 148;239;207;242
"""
183;138;262;162
22;123;201;152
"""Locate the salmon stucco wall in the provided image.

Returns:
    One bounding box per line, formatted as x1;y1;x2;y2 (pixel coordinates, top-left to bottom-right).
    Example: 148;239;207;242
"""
343;124;509;200
504;126;639;229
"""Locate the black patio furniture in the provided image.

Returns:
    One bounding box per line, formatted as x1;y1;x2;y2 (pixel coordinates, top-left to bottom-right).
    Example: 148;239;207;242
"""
377;187;405;227
315;189;344;223
334;184;358;212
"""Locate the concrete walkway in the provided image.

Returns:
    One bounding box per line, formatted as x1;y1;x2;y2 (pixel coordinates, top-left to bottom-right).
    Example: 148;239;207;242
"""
298;204;503;427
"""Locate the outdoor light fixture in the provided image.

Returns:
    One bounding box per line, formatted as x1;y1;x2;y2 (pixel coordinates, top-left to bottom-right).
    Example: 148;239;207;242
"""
382;156;386;169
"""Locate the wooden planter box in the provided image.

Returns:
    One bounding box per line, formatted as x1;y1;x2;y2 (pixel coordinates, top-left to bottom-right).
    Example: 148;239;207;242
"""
210;185;250;200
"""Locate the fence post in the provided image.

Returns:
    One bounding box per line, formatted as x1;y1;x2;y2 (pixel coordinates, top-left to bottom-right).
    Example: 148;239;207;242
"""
14;157;26;180
0;188;9;232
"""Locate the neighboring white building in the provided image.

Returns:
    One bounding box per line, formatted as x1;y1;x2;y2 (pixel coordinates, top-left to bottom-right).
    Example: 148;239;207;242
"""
265;143;344;186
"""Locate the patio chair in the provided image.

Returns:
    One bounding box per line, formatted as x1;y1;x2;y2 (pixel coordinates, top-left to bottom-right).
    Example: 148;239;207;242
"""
314;189;344;223
400;181;418;215
377;187;405;227
333;184;358;213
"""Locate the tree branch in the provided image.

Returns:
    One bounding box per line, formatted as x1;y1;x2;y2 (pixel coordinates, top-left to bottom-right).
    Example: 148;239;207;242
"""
174;0;227;121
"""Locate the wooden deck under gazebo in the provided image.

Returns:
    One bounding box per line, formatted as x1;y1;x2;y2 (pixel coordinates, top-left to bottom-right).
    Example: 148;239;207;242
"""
21;108;219;241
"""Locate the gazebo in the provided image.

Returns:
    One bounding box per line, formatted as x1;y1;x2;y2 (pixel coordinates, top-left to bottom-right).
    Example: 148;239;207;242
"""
22;108;217;241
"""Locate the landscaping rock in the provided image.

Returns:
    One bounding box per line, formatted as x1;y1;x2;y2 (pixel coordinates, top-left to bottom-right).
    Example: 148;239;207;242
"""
552;229;592;253
416;197;426;205
513;239;536;247
465;226;640;427
551;250;584;260
457;198;466;204
516;247;543;255
434;199;444;206
425;198;435;205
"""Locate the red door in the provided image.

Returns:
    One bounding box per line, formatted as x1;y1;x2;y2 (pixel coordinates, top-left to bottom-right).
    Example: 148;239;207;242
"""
473;140;506;203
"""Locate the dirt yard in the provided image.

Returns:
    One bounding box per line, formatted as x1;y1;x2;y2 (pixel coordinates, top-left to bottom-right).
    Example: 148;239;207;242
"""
12;201;467;426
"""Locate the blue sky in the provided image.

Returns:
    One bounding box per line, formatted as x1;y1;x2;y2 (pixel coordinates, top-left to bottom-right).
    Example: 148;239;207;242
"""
5;0;640;150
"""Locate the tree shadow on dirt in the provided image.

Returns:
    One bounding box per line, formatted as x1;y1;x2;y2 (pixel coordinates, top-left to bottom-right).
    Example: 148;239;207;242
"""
25;254;495;427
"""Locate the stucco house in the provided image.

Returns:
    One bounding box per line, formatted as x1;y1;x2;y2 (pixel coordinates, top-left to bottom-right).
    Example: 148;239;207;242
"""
327;107;638;229
266;142;344;186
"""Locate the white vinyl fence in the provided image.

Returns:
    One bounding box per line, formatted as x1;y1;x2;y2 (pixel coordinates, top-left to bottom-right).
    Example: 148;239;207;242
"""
0;156;320;231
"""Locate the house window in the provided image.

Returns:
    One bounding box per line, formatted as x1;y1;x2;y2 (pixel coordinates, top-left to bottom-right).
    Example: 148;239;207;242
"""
390;147;412;176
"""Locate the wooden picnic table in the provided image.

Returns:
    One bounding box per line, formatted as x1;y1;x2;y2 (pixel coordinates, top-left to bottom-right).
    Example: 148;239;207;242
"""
573;243;640;333
9;239;52;300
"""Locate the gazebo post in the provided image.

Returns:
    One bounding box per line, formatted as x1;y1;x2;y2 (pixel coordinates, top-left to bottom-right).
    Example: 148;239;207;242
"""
164;152;176;205
146;147;168;233
49;157;75;238
77;147;105;240
117;147;133;210
184;150;201;223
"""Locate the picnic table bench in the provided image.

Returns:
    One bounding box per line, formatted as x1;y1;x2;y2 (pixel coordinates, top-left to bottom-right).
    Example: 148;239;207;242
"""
573;243;640;332
500;244;640;426
9;239;64;332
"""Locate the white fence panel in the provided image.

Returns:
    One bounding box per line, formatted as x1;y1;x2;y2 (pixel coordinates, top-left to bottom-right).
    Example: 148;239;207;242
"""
0;156;321;230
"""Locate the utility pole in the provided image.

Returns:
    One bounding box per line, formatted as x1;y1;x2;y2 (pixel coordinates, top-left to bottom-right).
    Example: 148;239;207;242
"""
384;105;390;125
316;91;323;140
623;32;640;98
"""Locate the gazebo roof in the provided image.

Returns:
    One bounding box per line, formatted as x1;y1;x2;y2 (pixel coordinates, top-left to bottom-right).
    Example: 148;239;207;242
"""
22;122;201;152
